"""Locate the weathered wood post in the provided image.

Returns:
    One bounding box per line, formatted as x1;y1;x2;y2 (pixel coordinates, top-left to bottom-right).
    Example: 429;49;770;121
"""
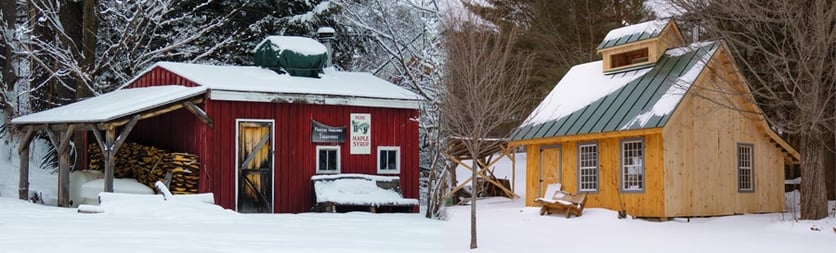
17;127;34;200
92;115;139;193
45;124;76;207
104;127;115;193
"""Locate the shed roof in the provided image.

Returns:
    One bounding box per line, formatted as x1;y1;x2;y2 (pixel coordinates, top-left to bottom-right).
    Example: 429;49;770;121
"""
511;41;719;141
597;19;671;50
129;62;423;102
11;86;207;125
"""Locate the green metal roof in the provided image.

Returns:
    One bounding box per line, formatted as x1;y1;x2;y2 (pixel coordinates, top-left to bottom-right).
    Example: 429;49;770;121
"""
512;41;719;141
597;20;671;50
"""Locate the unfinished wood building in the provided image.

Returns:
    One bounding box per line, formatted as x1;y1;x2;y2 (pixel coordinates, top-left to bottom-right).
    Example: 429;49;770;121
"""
510;20;799;218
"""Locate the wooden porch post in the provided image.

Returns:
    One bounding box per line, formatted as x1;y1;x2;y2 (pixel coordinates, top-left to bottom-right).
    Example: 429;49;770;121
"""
17;126;34;200
92;115;140;193
44;124;76;207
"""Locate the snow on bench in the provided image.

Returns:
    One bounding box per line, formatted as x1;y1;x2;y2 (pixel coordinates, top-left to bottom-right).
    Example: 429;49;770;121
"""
311;174;418;213
77;181;216;214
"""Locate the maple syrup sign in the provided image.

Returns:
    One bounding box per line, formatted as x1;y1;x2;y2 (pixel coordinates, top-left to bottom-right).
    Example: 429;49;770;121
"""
350;113;371;154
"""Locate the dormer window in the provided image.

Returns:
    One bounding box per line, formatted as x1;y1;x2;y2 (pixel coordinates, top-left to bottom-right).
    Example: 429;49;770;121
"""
596;19;686;73
610;48;649;69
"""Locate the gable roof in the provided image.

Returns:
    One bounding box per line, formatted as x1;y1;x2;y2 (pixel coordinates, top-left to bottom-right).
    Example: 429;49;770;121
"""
597;19;671;50
123;62;423;109
511;41;719;141
12;86;207;125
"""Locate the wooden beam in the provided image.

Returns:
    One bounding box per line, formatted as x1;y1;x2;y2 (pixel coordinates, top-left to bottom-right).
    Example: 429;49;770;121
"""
112;115;139;155
509;128;663;146
17;126;34;200
183;101;213;127
445;154;519;198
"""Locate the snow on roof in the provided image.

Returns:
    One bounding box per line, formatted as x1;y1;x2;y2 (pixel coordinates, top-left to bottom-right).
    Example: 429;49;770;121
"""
312;174;418;206
317;27;336;34
598;19;670;49
620;42;717;129
12;86;206;125
522;62;651;126
603;19;669;42
147;62;422;101
252;36;327;56
514;41;719;140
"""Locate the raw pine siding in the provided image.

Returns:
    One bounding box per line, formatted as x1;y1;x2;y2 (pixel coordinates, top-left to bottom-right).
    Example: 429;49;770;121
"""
662;49;785;217
525;133;666;218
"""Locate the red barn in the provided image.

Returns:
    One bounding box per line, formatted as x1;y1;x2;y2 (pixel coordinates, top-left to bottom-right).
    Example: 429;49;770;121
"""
13;36;422;213
122;60;422;213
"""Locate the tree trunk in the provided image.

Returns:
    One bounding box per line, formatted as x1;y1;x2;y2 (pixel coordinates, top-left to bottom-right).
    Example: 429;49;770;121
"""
1;0;17;122
799;135;828;219
469;157;477;249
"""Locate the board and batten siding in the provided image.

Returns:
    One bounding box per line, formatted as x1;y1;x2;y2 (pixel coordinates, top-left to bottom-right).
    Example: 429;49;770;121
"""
524;133;667;218
662;48;784;217
201;99;420;213
124;66;420;213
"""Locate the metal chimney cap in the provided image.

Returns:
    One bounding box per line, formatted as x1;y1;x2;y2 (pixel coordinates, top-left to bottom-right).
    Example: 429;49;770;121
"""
317;27;336;39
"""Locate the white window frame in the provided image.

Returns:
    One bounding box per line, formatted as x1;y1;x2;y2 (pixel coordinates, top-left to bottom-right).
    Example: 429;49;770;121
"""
377;146;401;174
737;143;754;192
620;139;645;192
577;142;599;192
316;145;340;174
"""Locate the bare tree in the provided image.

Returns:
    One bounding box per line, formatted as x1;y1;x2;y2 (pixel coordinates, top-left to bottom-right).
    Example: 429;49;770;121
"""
334;0;449;219
439;13;534;249
668;0;836;219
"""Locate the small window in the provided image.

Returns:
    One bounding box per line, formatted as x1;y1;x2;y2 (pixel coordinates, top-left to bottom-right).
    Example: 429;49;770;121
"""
621;139;644;192
377;146;400;174
610;48;649;69
578;143;599;192
316;145;340;174
738;143;754;192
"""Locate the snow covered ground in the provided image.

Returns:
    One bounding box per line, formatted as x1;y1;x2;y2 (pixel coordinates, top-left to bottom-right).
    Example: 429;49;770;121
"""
1;139;834;252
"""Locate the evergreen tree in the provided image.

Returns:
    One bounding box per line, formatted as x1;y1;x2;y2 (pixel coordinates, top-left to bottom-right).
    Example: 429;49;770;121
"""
466;0;654;122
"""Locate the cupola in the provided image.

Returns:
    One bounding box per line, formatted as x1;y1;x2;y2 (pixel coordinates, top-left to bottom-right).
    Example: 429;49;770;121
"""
597;19;685;73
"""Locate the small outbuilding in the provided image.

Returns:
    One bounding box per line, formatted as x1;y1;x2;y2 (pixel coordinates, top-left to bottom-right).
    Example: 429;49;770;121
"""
13;36;423;213
510;20;799;218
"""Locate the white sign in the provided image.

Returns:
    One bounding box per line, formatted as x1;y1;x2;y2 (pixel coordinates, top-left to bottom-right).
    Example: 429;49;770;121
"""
350;113;371;154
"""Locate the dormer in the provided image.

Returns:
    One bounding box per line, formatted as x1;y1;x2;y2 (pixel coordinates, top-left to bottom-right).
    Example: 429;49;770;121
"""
597;19;686;73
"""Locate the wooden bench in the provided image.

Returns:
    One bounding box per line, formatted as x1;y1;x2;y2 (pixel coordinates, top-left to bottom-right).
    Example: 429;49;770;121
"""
534;183;588;218
311;174;418;213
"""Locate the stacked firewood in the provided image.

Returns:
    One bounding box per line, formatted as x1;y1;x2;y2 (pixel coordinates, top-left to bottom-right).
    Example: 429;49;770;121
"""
160;153;200;194
88;142;200;194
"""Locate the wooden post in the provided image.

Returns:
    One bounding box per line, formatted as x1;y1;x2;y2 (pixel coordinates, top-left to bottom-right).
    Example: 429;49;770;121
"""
93;115;140;193
45;124;76;207
104;127;115;192
17;126;34;200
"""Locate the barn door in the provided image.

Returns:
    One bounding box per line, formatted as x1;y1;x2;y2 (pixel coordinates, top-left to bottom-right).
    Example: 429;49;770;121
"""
538;145;561;198
236;120;274;213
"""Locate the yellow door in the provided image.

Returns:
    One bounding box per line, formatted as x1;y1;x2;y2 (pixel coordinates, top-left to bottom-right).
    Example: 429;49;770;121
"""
538;145;561;198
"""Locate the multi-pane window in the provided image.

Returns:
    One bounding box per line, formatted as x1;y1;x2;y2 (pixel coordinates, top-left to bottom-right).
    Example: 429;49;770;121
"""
621;139;644;191
738;144;754;192
316;146;340;174
578;143;599;192
378;146;400;174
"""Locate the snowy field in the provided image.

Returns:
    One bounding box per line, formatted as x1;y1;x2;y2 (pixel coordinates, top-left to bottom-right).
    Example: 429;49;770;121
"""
1;140;834;252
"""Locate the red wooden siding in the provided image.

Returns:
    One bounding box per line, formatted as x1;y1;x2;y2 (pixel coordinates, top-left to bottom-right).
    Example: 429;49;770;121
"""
122;67;420;213
127;67;199;88
128;107;204;155
202;100;419;213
